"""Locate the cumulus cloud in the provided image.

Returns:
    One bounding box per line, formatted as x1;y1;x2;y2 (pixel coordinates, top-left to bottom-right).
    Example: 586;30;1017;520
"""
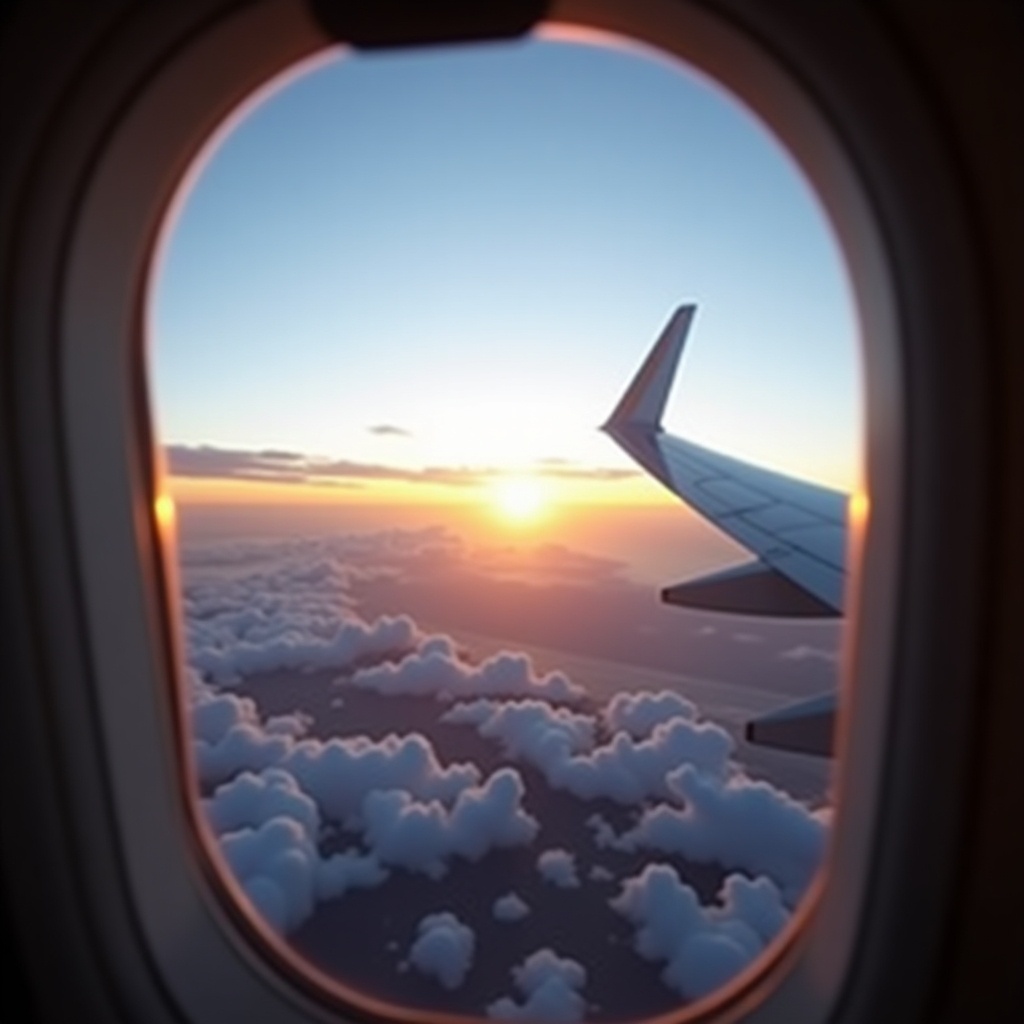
191;687;297;786
488;949;588;1022
189;637;544;889
197;722;392;934
408;913;475;990
204;768;320;836
316;848;391;901
352;641;584;704
444;699;595;761
281;731;481;826
197;709;535;925
493;893;531;922
443;696;733;805
610;864;788;1002
184;552;421;684
537;849;580;889
218;816;387;934
194;608;419;685
361;769;539;877
615;765;827;903
191;664;484;807
585;813;623;852
602;690;697;739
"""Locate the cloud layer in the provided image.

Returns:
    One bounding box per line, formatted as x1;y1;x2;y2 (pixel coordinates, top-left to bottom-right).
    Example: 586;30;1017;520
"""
179;529;830;1013
166;443;637;489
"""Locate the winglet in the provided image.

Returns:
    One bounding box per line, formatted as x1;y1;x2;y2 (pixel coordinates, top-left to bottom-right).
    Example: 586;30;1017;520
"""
603;305;696;434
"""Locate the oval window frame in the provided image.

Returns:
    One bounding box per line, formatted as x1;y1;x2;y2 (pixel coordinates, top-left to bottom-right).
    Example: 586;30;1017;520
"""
55;0;926;1021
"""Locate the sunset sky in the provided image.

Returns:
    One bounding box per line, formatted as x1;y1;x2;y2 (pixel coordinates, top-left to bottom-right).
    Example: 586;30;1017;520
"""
149;32;859;531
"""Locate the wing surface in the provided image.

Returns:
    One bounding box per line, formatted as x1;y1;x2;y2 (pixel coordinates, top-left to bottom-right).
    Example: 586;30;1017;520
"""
603;305;848;615
602;306;849;756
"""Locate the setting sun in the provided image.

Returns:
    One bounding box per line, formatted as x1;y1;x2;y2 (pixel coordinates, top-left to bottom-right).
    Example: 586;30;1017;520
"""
489;476;549;524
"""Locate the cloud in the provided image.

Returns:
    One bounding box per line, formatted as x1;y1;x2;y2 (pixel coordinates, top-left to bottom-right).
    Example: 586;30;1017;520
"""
184;552;421;684
353;639;585;704
534;464;640;482
218;816;387;934
167;443;638;489
443;696;734;805
408;912;476;990
194;612;419;685
585;813;622;852
361;768;539;877
488;949;588;1022
204;768;320;836
165;444;310;482
493;893;531;922
192;674;540;926
180;532;829;971
166;443;483;488
190;667;491;823
191;687;297;787
602;690;697;739
532;714;734;803
779;645;839;663
732;632;763;645
190;666;485;816
316;848;391;902
614;765;827;904
282;731;482;826
610;864;788;1002
443;699;596;759
536;848;580;889
368;424;412;437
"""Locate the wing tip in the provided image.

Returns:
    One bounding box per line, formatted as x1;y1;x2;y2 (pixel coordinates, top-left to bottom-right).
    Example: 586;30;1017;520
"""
604;303;698;437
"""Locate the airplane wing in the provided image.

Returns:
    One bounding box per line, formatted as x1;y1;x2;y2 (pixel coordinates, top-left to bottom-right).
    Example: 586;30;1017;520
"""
602;305;848;756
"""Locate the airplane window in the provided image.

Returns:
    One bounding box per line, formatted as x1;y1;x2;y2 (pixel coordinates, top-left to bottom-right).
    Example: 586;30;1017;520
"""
149;32;859;1021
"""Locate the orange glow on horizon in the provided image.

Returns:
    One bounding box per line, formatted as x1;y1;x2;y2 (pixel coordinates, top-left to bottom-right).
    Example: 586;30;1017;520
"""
165;472;675;508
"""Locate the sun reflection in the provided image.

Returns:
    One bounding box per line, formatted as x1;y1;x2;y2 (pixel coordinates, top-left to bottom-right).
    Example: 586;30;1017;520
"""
154;492;177;531
848;490;870;525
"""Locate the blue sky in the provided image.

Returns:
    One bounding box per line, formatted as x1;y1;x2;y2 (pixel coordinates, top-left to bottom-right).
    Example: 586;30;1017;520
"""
150;34;860;496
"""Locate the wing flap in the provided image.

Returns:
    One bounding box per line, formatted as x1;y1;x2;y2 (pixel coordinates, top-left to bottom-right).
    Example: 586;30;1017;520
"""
745;692;836;757
661;561;837;617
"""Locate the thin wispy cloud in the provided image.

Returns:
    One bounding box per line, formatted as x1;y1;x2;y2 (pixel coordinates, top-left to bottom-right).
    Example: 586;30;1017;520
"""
164;444;637;488
368;424;412;437
165;444;482;487
534;465;640;482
